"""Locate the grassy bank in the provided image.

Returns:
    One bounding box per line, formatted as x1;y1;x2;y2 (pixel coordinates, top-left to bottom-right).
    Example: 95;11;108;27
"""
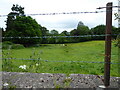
2;41;119;77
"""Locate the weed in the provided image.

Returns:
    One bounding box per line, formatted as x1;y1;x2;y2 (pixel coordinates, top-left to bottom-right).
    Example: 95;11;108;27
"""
2;49;14;71
3;82;16;90
63;77;72;88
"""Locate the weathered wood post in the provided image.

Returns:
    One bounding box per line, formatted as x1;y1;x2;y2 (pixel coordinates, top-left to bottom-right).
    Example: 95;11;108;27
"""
104;2;112;87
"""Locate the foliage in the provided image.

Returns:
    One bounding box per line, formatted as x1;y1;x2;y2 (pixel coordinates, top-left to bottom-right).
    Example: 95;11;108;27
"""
11;16;42;46
6;4;25;31
61;30;70;36
4;4;42;46
11;44;25;49
2;41;14;49
77;24;89;35
112;27;120;39
50;30;59;35
70;25;90;42
91;25;105;35
2;41;25;49
40;26;49;44
90;25;105;40
11;4;24;15
117;35;120;48
70;23;89;36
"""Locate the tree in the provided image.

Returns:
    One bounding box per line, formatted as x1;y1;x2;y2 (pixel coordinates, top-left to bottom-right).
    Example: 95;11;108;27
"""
40;26;49;36
70;21;90;42
90;25;105;40
46;30;59;44
90;25;105;35
50;30;59;35
77;21;84;26
90;25;118;40
11;4;24;15
0;28;4;36
5;16;42;46
40;26;49;43
57;31;70;43
6;4;25;31
77;25;89;35
70;29;78;36
70;24;89;36
61;30;70;36
5;4;42;46
75;21;89;35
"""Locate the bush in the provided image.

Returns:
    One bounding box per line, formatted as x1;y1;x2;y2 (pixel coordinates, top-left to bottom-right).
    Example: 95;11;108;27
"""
2;41;13;49
11;44;25;49
2;41;13;45
2;41;25;49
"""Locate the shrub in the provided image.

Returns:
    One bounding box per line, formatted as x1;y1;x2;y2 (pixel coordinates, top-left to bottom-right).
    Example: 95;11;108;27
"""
2;41;13;49
11;44;25;49
2;41;25;49
2;41;13;45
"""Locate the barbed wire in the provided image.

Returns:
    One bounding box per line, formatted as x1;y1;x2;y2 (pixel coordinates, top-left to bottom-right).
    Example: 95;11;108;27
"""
1;34;119;39
0;10;117;17
2;58;120;64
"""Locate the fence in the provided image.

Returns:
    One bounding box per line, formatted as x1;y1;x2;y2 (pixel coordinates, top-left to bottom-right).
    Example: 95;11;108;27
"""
0;10;117;17
1;2;120;88
2;34;120;62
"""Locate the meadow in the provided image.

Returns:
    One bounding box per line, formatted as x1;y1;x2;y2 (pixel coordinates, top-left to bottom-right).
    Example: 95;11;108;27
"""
2;40;119;77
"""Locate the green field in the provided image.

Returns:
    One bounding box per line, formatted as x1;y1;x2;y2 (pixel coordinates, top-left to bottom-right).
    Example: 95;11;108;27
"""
2;41;119;77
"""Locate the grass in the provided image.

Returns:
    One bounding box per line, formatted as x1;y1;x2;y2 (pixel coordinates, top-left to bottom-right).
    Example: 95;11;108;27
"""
2;40;119;77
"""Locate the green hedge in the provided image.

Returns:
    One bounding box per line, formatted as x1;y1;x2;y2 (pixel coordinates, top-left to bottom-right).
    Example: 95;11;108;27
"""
2;41;25;49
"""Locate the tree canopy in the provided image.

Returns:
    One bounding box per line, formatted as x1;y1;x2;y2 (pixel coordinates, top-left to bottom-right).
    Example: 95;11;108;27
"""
5;4;42;46
70;22;89;36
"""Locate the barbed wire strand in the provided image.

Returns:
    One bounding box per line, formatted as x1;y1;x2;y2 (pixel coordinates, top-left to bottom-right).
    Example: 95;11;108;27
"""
1;34;119;39
0;10;118;17
2;58;120;64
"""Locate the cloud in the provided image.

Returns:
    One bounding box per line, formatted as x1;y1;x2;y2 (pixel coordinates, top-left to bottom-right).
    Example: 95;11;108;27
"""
0;0;118;32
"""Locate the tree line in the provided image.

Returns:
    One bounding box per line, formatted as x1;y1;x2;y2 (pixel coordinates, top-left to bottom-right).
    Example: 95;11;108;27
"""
2;4;120;46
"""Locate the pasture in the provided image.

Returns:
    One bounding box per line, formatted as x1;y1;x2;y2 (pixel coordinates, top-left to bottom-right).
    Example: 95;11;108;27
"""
2;41;119;77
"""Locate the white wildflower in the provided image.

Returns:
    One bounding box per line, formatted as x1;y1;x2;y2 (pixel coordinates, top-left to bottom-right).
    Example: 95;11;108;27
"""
3;83;9;86
63;44;65;46
19;65;27;70
99;85;106;88
36;63;39;66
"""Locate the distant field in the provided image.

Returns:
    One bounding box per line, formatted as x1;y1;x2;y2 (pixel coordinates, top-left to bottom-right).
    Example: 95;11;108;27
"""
2;40;119;77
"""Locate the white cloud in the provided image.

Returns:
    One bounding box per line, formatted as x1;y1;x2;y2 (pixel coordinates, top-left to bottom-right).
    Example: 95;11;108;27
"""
0;0;118;32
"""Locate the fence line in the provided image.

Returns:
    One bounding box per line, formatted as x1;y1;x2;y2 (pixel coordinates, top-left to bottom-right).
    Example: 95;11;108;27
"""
2;34;119;39
0;10;117;17
2;58;120;64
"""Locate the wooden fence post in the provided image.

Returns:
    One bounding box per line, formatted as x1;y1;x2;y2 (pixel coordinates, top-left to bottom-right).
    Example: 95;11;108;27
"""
104;2;112;87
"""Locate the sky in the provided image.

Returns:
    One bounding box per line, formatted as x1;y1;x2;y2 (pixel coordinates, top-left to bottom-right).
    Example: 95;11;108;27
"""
0;0;119;33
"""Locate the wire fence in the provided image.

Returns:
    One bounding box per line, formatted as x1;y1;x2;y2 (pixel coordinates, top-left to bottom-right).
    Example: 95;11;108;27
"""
1;8;120;65
0;10;118;17
2;58;120;64
1;34;119;39
2;33;120;64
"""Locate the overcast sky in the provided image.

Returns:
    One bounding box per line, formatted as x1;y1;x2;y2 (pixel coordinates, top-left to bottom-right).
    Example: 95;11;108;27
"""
0;0;119;32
